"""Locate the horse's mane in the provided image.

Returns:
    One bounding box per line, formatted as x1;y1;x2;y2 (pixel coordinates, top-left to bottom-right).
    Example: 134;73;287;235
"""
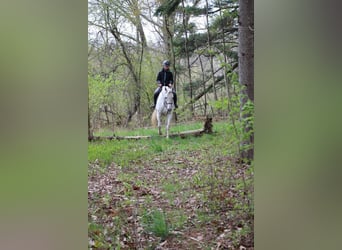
156;86;172;105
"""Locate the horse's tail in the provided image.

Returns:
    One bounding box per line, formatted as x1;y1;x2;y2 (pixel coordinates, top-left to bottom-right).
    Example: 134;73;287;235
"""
151;110;157;127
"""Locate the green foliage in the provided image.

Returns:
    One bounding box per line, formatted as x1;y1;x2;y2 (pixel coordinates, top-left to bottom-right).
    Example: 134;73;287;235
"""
241;99;254;139
168;210;187;229
230;223;253;248
162;182;181;205
88;74;113;114
88;213;123;249
210;9;237;31
142;210;169;239
88;140;148;167
209;98;229;112
88;43;160;127
192;171;210;188
151;139;163;152
154;0;181;16
88;73;128;126
173;32;215;56
184;6;206;15
196;211;212;224
88;141;119;166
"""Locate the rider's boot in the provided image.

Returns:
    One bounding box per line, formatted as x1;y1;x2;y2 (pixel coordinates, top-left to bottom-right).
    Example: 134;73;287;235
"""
151;93;158;109
173;94;178;109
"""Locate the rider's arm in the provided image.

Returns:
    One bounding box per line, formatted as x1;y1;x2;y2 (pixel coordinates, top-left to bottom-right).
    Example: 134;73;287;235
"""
156;72;162;86
168;72;174;87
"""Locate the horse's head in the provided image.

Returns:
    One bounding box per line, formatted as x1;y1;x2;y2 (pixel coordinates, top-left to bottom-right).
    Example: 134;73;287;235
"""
163;86;174;112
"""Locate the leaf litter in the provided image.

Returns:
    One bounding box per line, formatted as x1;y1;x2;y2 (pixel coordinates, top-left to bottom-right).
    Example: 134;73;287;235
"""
88;142;253;249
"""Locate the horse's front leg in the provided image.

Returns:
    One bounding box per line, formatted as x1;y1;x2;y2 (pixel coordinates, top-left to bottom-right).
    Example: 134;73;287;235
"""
166;112;172;139
166;125;169;139
157;112;162;135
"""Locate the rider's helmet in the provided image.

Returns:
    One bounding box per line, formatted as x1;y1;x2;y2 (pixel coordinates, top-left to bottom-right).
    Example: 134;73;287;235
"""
162;60;170;66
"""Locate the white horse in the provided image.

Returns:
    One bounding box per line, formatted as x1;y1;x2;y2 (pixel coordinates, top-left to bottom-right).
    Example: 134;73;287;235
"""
151;86;174;138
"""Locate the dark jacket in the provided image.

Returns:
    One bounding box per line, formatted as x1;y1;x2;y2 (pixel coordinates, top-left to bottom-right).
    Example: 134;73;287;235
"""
156;68;173;86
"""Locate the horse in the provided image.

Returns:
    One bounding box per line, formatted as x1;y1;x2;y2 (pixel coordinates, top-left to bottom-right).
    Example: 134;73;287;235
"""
151;86;174;138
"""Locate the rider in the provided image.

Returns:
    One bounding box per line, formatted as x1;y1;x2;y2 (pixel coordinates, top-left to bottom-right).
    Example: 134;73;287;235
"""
152;60;178;109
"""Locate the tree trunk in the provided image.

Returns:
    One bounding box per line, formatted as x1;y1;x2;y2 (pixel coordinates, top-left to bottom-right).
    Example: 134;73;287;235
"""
137;17;145;125
88;97;93;141
238;0;254;161
109;25;141;125
182;0;193;115
104;105;110;125
198;55;207;116
205;0;218;101
162;15;177;90
218;0;231;108
181;63;237;111
194;32;207;116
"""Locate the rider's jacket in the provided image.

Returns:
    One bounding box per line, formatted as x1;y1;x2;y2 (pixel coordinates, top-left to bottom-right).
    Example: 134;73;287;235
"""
156;68;173;86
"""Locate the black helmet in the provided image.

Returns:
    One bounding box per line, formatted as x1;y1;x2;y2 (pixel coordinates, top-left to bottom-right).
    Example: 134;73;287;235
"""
162;60;170;66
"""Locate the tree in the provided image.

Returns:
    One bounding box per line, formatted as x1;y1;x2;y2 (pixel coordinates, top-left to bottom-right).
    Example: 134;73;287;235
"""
155;0;180;90
238;0;254;160
89;0;157;126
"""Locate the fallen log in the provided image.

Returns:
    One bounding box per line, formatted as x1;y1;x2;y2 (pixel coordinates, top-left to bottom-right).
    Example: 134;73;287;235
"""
90;135;151;141
168;128;205;138
116;135;151;140
89;116;213;141
90;130;203;140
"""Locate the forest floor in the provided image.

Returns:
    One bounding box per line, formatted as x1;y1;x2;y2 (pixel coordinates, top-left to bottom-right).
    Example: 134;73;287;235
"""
88;121;254;249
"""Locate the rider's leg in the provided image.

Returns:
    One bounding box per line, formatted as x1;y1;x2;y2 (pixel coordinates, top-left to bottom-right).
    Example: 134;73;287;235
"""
173;91;178;108
153;87;161;108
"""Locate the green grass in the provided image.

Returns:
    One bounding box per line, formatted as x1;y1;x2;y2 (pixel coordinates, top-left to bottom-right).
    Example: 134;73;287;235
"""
142;209;170;239
168;210;187;230
94;120;227;137
88;120;233;167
